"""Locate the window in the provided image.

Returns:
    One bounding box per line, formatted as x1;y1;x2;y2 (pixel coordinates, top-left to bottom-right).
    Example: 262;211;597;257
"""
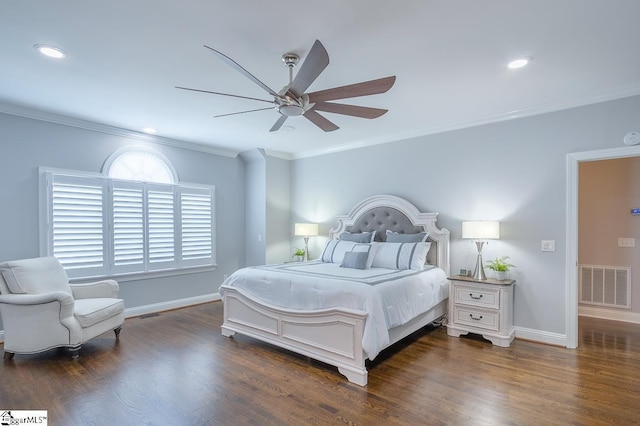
40;149;215;279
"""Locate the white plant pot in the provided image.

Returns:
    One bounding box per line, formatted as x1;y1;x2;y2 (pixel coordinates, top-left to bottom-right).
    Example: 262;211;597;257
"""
493;271;509;281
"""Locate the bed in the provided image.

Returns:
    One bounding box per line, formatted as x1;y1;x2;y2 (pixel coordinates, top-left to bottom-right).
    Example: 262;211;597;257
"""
219;194;450;386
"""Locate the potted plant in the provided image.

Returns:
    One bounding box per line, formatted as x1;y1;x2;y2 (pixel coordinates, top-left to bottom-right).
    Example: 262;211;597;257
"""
293;248;305;262
485;256;515;280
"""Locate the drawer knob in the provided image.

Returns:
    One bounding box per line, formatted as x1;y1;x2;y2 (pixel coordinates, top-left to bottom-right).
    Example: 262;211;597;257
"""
469;314;483;321
469;293;483;300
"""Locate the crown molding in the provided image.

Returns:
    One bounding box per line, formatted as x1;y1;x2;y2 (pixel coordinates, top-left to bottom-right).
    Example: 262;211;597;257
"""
0;101;240;158
291;86;640;160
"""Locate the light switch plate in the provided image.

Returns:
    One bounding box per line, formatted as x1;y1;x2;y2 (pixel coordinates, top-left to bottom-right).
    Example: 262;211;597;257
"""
541;240;555;252
618;237;636;247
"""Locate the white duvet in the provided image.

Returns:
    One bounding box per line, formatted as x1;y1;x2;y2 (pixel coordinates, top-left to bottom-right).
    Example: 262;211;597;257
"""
219;261;449;360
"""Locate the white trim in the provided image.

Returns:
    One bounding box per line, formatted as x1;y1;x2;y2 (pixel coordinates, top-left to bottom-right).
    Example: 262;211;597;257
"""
579;307;640;325
566;145;640;348
514;326;567;347
124;293;220;318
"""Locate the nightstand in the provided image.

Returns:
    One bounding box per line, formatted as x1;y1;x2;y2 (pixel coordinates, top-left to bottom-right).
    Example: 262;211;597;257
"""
446;275;516;347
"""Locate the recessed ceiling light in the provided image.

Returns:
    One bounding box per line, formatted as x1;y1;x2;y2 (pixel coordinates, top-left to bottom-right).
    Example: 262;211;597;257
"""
508;57;533;69
142;127;157;134
34;44;66;59
281;125;295;132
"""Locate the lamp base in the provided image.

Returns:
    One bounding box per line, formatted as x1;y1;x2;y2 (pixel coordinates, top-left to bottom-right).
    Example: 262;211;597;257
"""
303;237;309;262
472;241;487;280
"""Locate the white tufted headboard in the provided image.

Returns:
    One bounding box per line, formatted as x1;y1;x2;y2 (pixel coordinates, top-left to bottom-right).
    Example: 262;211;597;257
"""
329;194;450;275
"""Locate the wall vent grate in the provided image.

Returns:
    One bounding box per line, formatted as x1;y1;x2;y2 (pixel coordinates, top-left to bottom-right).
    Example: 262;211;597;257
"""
579;265;631;309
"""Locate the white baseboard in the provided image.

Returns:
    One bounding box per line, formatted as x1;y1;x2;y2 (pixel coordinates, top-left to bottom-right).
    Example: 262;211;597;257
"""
0;293;221;343
124;292;221;318
578;306;640;324
515;326;567;347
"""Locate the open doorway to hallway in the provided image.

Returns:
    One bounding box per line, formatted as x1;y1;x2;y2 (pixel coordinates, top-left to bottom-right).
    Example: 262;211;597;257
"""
567;145;640;348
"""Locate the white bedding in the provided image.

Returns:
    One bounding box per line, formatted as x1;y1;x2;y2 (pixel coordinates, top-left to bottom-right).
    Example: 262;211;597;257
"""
219;261;449;360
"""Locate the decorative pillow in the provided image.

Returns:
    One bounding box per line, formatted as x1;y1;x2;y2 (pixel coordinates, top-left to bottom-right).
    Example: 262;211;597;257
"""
352;243;377;269
385;230;428;243
339;231;375;243
340;251;369;269
371;242;431;270
321;240;371;264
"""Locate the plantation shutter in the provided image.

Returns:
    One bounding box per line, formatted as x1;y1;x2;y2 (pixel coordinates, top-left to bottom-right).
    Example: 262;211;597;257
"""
148;184;176;269
111;180;144;273
179;186;214;267
49;173;106;278
42;168;215;278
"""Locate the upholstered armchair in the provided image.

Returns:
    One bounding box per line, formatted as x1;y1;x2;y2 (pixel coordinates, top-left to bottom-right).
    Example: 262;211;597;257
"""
0;257;124;360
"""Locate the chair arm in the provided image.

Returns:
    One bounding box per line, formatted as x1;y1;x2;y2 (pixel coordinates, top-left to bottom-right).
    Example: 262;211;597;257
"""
70;279;119;299
0;292;76;327
0;291;74;307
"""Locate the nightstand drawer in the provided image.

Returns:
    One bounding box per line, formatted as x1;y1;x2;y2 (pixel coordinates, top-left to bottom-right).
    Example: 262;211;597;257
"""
454;285;500;309
452;306;500;331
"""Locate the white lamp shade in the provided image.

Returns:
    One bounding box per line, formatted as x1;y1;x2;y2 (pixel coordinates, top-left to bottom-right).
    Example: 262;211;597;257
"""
294;223;319;237
462;221;500;239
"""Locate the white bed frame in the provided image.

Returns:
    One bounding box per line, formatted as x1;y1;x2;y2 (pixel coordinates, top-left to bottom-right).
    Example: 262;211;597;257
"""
220;194;450;386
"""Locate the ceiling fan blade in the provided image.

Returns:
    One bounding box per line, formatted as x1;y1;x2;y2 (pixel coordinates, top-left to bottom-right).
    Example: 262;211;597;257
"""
288;40;330;98
303;109;339;132
203;45;280;98
311;101;388;119
175;86;276;104
307;76;396;103
214;107;274;118
269;115;288;132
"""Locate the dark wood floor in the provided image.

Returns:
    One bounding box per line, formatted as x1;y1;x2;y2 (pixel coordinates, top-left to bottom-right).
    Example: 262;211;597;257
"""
1;303;639;425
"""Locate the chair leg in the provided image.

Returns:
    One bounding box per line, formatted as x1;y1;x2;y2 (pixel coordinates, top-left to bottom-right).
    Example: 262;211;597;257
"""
69;346;81;359
114;326;122;340
4;351;15;361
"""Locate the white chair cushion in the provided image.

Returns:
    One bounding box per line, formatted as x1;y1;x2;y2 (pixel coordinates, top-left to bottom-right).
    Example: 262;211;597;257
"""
74;298;125;328
0;257;71;295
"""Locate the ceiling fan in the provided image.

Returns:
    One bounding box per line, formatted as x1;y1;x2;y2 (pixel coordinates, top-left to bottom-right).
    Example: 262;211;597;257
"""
176;40;396;132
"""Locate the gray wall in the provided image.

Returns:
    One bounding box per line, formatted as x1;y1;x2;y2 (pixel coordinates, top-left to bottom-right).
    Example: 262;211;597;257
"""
239;149;291;266
265;154;291;264
240;149;266;266
290;95;640;336
0;112;246;330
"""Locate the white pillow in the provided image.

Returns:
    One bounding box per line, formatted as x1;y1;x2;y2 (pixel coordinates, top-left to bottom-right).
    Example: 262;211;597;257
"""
371;242;431;270
321;240;371;264
385;230;428;243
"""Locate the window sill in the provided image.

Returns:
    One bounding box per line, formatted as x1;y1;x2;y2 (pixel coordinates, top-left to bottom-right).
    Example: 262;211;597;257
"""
70;264;218;284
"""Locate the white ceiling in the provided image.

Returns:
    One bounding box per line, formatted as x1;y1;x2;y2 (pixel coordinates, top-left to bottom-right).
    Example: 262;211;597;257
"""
2;1;640;158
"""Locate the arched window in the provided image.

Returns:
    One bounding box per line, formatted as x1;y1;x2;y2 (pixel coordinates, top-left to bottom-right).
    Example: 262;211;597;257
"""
40;147;215;278
104;147;177;183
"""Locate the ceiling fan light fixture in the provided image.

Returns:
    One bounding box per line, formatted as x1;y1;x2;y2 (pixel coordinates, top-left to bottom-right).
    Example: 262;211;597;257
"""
277;104;304;116
34;44;66;59
508;57;533;69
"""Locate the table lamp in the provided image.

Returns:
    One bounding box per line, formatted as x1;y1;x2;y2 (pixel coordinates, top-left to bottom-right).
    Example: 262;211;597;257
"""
294;223;319;261
462;221;500;280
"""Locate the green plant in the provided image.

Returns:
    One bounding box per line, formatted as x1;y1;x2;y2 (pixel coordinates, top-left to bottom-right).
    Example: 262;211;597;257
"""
293;248;305;257
485;256;515;272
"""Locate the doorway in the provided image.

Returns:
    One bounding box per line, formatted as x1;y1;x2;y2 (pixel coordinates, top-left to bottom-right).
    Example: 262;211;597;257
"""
566;145;640;348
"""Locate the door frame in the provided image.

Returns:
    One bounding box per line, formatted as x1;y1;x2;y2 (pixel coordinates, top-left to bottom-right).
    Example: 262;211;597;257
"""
566;145;640;348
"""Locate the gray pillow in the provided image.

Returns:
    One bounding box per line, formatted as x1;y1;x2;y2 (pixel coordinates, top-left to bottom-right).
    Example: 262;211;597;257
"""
340;251;369;269
385;230;428;243
339;231;375;243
